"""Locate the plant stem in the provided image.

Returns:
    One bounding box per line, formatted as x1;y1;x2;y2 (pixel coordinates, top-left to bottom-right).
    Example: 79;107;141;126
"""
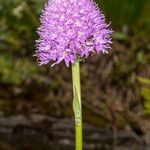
72;60;83;150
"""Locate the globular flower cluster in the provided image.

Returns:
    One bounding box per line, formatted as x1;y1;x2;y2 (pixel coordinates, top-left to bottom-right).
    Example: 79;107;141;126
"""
35;0;112;67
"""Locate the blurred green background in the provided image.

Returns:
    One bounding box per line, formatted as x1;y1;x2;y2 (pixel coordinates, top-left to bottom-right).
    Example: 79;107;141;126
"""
0;0;150;150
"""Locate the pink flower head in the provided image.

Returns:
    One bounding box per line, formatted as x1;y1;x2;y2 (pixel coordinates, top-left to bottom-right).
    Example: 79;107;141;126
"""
35;0;112;67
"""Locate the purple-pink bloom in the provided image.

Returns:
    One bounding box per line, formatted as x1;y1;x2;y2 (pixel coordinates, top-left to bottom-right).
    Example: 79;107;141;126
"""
35;0;112;67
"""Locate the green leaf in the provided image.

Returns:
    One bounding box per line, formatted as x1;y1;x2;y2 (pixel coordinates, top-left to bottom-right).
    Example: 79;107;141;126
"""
141;88;150;101
73;86;81;125
138;77;150;85
144;101;150;114
112;32;128;40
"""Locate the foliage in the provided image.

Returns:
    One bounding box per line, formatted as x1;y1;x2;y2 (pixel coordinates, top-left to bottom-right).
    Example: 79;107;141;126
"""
138;77;150;115
0;0;149;88
98;0;147;27
0;54;38;85
139;0;150;33
0;1;149;135
0;0;44;54
0;0;44;85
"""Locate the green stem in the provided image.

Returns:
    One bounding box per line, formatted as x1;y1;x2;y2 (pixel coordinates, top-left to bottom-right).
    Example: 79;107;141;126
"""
72;60;83;150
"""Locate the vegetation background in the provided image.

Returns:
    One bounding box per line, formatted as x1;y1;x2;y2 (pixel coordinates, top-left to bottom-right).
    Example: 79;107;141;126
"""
0;0;150;149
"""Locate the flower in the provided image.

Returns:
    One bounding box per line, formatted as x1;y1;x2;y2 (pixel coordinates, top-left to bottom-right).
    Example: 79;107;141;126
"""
35;0;112;67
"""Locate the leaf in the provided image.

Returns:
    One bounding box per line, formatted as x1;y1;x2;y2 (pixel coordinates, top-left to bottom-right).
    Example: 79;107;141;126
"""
138;77;150;85
141;88;150;101
137;51;148;65
73;86;81;125
112;32;128;40
144;101;150;114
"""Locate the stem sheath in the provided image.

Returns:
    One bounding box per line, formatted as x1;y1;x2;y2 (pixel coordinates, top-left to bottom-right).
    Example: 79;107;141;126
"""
72;60;83;150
